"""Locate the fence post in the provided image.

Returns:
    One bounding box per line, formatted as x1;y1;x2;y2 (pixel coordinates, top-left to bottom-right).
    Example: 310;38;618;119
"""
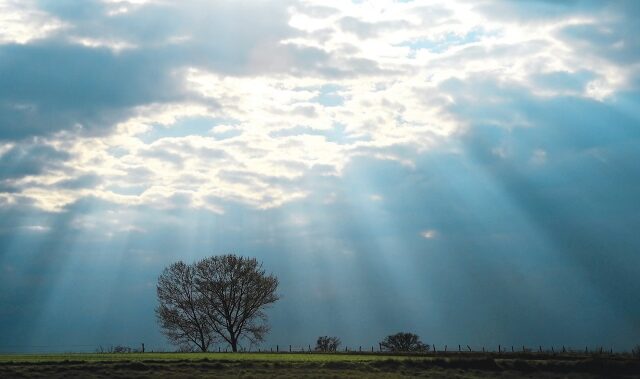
444;345;447;352
219;347;221;353
511;346;514;353
433;345;437;353
498;345;501;353
539;346;542;353
141;343;145;353
359;346;361;352
309;345;311;353
482;346;485;353
277;345;279;352
371;346;374;352
458;344;461;352
289;345;291;352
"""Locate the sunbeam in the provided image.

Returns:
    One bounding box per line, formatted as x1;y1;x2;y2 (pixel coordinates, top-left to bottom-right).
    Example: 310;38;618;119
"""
1;0;640;357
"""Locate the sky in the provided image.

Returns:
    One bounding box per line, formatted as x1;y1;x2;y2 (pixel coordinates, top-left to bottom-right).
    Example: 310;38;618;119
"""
1;0;639;353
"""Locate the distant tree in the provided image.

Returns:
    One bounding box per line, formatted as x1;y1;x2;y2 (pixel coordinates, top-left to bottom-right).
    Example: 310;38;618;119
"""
195;254;280;352
112;345;132;354
156;261;215;352
315;336;341;352
632;345;640;359
379;332;429;352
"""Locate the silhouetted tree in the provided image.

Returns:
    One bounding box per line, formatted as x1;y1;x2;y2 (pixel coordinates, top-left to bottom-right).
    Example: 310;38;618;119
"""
156;261;215;352
315;336;341;352
632;345;640;359
195;254;279;352
157;255;279;353
379;332;429;352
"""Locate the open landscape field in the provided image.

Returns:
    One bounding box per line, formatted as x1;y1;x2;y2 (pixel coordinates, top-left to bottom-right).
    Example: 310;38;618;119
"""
2;2;640;379
2;352;639;378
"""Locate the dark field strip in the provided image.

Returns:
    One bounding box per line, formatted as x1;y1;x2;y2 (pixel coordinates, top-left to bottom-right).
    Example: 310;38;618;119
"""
1;354;639;378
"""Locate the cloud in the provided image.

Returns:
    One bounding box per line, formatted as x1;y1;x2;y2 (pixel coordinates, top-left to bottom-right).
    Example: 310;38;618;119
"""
0;43;189;140
420;229;437;239
0;0;637;215
0;142;70;181
0;0;66;44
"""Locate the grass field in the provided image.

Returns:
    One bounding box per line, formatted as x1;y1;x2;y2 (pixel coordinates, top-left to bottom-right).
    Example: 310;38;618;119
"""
1;352;639;378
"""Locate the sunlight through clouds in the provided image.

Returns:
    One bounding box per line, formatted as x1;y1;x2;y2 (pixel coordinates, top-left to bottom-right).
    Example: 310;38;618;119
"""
2;0;635;213
1;0;640;353
3;1;637;212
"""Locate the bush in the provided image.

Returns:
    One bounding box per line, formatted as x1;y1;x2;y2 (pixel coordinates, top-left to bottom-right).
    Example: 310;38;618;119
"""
315;336;341;352
379;332;429;352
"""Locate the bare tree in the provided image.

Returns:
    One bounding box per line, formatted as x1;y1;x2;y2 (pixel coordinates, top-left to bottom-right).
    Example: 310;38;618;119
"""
156;261;214;352
315;336;341;352
379;332;429;352
195;254;280;352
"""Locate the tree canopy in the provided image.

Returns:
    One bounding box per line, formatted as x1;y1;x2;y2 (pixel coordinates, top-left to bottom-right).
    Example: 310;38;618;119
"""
156;254;279;352
379;332;429;352
315;336;341;352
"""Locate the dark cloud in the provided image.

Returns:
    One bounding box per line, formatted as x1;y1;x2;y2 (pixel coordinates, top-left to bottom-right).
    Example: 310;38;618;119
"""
52;174;101;190
473;0;604;23
530;70;596;93
0;143;70;180
558;21;640;64
0;42;186;140
0;1;328;140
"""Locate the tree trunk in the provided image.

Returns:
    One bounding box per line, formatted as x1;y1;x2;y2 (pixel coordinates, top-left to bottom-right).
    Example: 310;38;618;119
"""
231;339;238;352
199;333;208;352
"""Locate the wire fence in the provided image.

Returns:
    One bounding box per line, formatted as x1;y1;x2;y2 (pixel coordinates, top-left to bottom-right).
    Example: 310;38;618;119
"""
0;343;629;356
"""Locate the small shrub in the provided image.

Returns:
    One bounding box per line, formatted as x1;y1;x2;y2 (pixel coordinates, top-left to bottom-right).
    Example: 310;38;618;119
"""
379;332;430;352
315;336;341;352
112;345;132;354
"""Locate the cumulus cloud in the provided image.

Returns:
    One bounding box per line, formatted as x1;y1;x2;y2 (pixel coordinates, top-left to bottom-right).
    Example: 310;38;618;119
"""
0;0;66;44
0;0;638;214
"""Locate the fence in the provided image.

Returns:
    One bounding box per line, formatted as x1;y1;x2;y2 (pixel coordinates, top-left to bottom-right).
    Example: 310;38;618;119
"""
0;343;625;356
